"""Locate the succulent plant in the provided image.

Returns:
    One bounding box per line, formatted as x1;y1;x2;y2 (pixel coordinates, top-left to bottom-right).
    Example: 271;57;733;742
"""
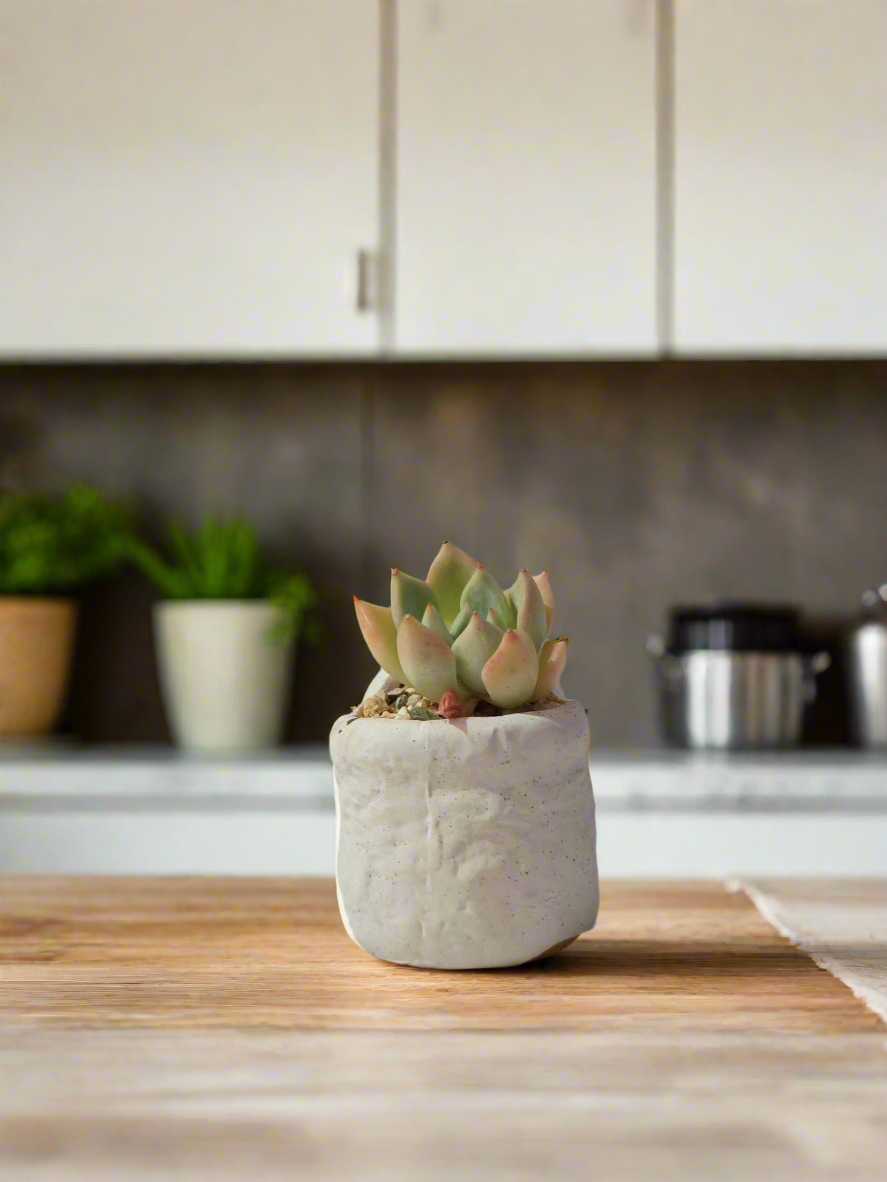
354;542;567;712
126;517;319;645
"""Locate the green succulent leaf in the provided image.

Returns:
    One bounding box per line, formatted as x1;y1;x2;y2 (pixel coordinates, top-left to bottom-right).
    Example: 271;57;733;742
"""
534;636;568;700
481;629;539;709
459;564;510;627
396;614;461;703
422;602;453;646
509;569;548;652
390;569;439;629
448;603;474;641
426;541;477;627
125;535;192;599
502;589;517;628
451;611;503;696
533;571;554;633
354;599;406;683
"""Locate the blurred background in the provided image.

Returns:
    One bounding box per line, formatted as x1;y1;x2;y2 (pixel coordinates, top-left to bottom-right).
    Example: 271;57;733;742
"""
2;0;887;878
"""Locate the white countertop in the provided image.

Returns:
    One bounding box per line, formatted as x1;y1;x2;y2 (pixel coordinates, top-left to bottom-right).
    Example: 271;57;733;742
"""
1;746;886;812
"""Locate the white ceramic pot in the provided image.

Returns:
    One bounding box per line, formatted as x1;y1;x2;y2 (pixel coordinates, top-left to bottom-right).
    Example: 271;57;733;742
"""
154;601;294;753
330;675;598;970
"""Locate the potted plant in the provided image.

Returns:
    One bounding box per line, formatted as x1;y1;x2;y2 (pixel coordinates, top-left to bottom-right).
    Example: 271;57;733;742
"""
330;541;598;970
0;485;130;739
128;518;318;753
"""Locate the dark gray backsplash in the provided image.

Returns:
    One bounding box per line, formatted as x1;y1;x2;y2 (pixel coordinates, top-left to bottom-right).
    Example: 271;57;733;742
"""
2;360;886;746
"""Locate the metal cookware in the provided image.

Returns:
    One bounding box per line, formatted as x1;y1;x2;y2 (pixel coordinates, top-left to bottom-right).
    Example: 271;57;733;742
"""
648;604;830;751
847;584;887;748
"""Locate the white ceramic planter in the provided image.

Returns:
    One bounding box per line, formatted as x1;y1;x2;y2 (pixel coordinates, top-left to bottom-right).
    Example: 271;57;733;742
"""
154;601;294;753
330;675;598;970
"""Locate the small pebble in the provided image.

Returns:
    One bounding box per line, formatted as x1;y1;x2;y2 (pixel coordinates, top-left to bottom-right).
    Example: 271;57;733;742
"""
407;694;422;706
396;706;411;719
409;706;440;721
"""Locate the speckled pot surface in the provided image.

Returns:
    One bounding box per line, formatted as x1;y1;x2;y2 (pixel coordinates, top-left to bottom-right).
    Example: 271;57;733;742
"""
330;676;598;970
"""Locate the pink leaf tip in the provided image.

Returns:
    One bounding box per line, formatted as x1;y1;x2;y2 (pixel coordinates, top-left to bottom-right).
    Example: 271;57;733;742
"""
437;689;466;719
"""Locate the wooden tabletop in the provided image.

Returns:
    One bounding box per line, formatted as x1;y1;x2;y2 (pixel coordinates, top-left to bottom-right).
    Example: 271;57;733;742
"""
1;878;885;1181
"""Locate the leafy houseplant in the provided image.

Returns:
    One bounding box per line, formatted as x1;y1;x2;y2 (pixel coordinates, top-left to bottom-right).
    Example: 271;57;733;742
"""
330;542;598;970
128;519;318;753
0;485;130;737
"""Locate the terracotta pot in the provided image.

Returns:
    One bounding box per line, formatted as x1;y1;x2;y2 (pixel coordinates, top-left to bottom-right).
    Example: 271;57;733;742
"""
0;597;77;738
330;674;598;970
154;601;295;753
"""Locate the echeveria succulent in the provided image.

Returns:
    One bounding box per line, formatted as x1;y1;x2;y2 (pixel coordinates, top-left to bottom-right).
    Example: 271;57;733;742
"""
353;542;567;710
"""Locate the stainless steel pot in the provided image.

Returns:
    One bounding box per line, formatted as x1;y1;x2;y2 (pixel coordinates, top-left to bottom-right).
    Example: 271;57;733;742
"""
648;640;830;750
847;584;887;747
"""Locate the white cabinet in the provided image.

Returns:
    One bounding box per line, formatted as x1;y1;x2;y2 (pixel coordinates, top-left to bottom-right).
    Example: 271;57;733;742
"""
674;0;887;355
0;0;380;357
9;0;885;360
394;0;659;356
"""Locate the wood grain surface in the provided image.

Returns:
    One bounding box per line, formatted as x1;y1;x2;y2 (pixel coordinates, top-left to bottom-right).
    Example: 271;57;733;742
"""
0;877;880;1032
0;878;885;1181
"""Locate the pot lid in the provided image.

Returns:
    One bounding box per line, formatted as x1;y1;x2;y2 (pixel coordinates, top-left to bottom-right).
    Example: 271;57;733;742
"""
667;602;802;653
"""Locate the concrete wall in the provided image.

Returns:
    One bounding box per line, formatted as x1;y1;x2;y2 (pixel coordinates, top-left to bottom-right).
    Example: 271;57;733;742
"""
2;360;885;746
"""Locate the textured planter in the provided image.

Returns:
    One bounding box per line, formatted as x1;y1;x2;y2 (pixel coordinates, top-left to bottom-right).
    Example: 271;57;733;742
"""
330;675;598;969
154;601;294;753
0;597;77;738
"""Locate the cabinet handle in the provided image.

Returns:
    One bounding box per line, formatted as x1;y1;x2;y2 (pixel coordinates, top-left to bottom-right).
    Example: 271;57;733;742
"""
356;249;378;313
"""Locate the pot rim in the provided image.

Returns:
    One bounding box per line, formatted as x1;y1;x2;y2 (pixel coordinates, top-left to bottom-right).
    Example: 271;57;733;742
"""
336;698;581;738
0;594;75;609
153;598;278;611
348;671;576;730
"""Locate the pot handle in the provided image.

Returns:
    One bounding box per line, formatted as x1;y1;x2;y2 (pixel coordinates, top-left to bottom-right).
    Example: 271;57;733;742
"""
646;634;665;659
647;634;683;685
803;651;831;703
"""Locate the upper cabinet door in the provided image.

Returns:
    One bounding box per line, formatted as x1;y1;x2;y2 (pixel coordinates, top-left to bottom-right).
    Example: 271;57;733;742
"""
0;1;379;358
674;0;887;355
394;1;658;356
